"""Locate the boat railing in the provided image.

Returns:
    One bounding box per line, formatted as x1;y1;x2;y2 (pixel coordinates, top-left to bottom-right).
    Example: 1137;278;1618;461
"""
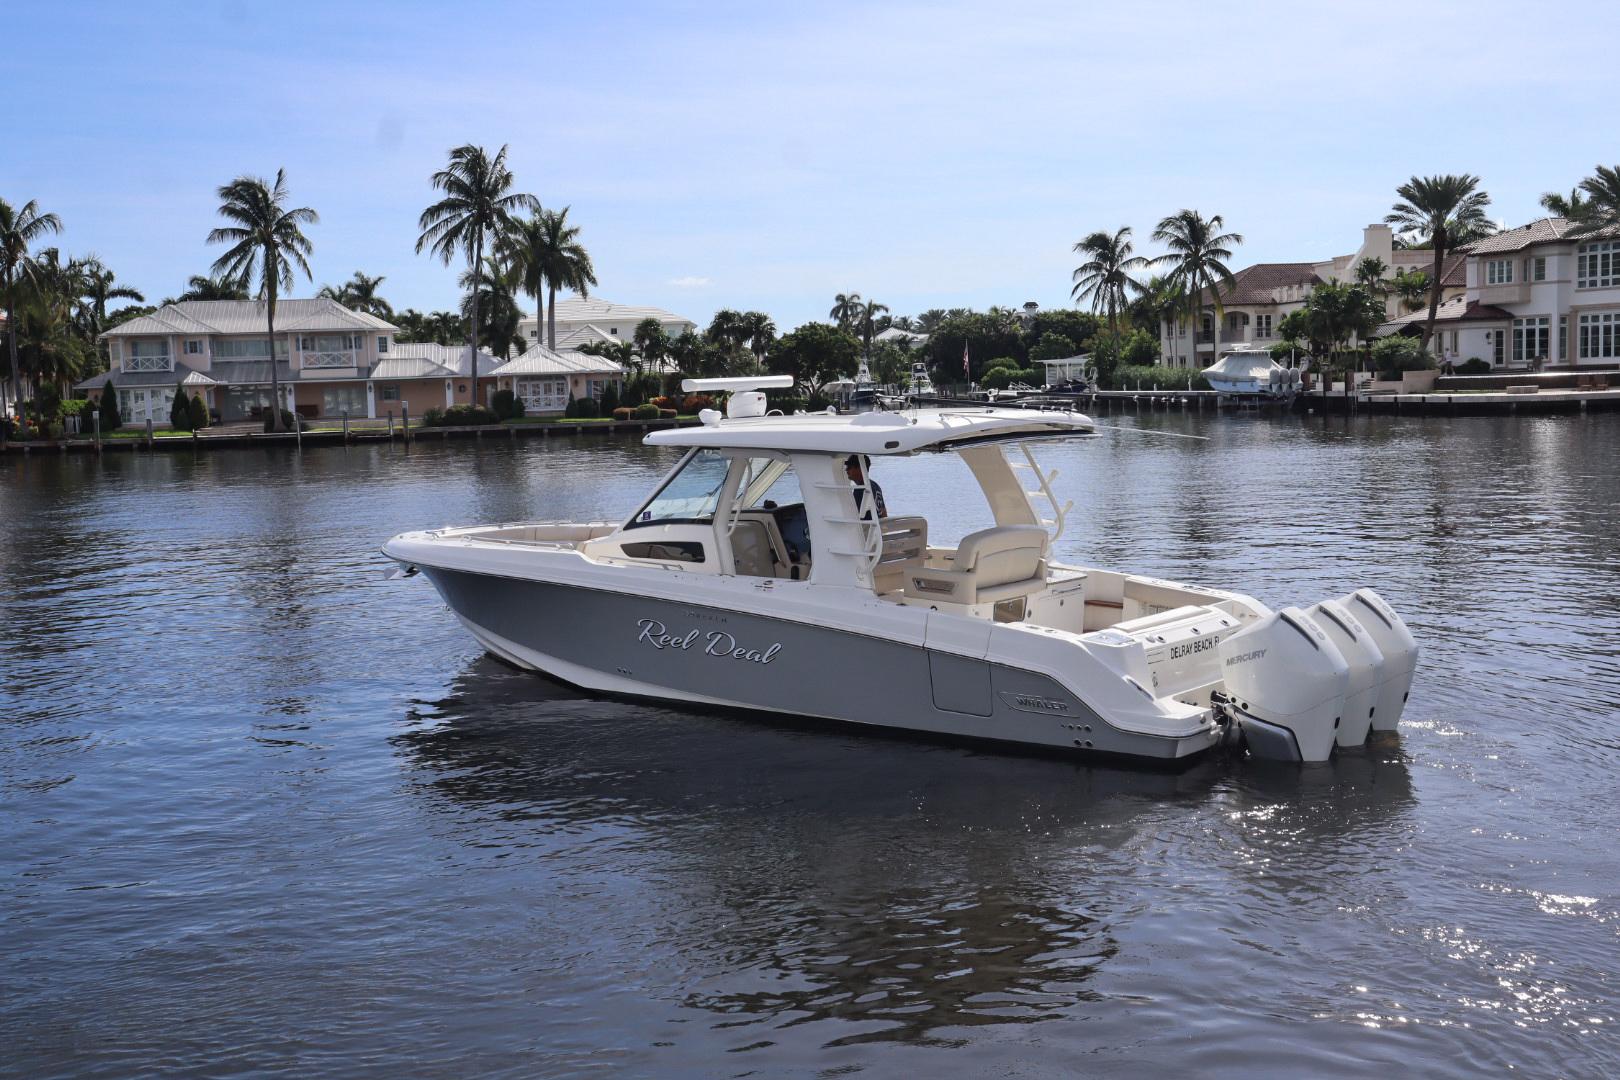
1010;445;1072;544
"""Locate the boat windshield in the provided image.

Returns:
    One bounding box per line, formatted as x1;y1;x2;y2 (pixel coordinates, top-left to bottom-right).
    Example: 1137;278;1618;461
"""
629;448;731;527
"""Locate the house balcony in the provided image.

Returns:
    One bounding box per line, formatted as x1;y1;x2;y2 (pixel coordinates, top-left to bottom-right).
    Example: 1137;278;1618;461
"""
299;351;360;370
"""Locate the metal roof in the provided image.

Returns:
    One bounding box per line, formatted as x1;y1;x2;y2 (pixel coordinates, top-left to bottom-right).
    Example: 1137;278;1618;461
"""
372;343;499;380
101;298;398;339
73;362;217;390
487;344;624;377
543;297;692;326
644;407;1096;455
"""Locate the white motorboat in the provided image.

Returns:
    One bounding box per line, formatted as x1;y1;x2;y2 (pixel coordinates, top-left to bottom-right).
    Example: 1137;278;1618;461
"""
385;376;1417;764
1201;347;1303;397
907;361;935;399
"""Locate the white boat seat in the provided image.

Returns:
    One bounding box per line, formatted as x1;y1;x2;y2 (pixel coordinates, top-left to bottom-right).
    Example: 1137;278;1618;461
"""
731;519;783;577
902;525;1049;606
872;515;928;594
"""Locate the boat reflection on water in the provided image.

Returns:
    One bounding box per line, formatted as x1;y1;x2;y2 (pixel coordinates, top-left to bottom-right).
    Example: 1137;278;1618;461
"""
393;657;1416;1050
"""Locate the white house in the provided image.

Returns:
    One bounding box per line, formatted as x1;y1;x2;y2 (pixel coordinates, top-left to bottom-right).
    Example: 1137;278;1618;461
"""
1377;217;1620;370
1158;225;1467;369
368;342;501;418
488;343;625;415
518;298;695;348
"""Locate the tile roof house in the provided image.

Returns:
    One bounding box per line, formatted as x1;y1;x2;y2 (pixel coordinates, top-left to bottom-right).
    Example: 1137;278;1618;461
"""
1160;224;1473;369
1375;217;1620;371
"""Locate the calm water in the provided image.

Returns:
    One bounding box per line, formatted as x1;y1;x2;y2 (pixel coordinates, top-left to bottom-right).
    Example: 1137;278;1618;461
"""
3;413;1618;1077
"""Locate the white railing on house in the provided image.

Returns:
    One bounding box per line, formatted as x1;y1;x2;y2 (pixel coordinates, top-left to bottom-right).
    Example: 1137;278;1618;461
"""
302;351;357;369
123;354;172;372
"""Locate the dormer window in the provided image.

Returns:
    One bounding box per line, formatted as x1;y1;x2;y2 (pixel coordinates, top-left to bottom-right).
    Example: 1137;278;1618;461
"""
378;335;390;354
185;339;204;355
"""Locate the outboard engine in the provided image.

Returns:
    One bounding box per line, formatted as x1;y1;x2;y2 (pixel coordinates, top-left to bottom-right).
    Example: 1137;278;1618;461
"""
1335;589;1418;732
1306;599;1385;748
1217;607;1349;762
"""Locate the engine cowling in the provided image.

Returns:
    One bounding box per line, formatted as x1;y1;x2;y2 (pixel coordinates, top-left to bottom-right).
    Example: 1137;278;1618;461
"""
1217;607;1349;762
1307;599;1386;748
1336;589;1418;732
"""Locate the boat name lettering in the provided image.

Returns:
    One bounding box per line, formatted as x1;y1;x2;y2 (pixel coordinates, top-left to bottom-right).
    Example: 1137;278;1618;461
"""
636;619;782;664
1169;637;1220;660
1225;648;1268;666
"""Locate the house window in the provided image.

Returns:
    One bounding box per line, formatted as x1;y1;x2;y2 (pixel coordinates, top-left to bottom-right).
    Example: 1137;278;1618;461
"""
529;330;538;339
1559;316;1567;360
1577;312;1620;360
214;338;288;359
185;339;203;355
321;385;368;415
1528;256;1546;282
124;340;172;372
1512;317;1550;363
380;385;400;401
1255;314;1273;339
1492;330;1505;366
1577;241;1618;289
1447;330;1458;354
377;336;389;354
609;327;618;335
1486;259;1514;285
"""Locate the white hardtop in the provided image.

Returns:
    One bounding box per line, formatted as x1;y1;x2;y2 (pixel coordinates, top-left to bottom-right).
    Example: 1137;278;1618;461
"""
643;406;1096;456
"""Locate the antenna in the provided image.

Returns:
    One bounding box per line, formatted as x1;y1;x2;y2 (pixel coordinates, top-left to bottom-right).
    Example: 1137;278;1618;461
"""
681;376;795;419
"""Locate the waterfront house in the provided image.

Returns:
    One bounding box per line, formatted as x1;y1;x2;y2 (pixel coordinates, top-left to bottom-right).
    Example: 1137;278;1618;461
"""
78;298;398;424
1158;225;1466;369
369;342;502;419
487;344;625;414
1376;218;1620;371
517;297;695;346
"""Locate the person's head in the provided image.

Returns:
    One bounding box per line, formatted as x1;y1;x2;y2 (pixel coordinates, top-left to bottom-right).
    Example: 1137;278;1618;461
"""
844;454;865;482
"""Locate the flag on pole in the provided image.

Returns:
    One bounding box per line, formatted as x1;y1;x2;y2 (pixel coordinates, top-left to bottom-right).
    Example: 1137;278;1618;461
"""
962;340;970;379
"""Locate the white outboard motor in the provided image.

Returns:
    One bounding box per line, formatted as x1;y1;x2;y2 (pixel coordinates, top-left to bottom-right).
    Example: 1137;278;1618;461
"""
1307;599;1386;748
1336;589;1418;731
1217;607;1349;762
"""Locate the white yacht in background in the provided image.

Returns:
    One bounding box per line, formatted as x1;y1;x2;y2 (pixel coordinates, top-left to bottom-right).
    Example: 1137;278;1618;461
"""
386;377;1417;764
907;361;935;400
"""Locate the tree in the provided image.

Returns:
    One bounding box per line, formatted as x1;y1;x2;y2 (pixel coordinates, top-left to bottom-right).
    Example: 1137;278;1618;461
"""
169;383;191;430
165;273;248;304
828;292;862;331
318;271;393;318
1393;269;1429;314
188;392;209;429
766;322;859;398
1292;281;1385;397
1070;226;1148;338
75;256;144;356
740;311;776;370
1385;174;1492;350
207;169;317;433
924;309;1027;385
502;206;595;351
1570;164;1620;235
416;144;538;408
1152;210;1242;369
1028;332;1078;363
458;255;522;359
10;247;94;397
1026;308;1101;354
706;309;748;352
1;197;64;414
98;379;121;430
1539;188;1589;220
855;299;889;359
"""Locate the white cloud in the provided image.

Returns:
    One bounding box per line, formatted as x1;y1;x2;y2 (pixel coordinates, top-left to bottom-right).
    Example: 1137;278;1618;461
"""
668;276;712;288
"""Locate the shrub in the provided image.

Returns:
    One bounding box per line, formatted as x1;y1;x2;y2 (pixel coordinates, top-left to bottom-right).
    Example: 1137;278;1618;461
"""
1371;336;1435;380
169;388;192;431
98;381;121;431
680;394;715;413
262;408;302;432
188;394;209;430
575;397;601;419
1108;365;1211;391
981;365;1040;391
425;404;500;426
650;395;676;411
491;388;520;420
600;382;620;414
658;408;677;419
564;392;578;419
612;407;634;421
631;403;661;420
1457;357;1491;375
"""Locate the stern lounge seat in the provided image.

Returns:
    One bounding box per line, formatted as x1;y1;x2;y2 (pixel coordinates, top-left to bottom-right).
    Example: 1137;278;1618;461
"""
902;524;1050;607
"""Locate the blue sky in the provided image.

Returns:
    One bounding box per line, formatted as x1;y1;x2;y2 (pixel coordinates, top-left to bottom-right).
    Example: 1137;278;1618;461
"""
7;1;1618;330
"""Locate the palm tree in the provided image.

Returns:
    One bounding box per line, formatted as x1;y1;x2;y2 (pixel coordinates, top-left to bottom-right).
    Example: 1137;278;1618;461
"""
1393;269;1430;314
167;273;249;303
75;256;144;356
855;299;889;359
741;311;776;370
458;255;523;360
503;207;596;351
318;271;393;319
706;309;748;351
1571;164;1620;234
1;197;64;415
829;292;862;331
1071;226;1150;339
1151;211;1242;366
1385;175;1492;350
416;144;538;406
1539;188;1589;220
206;168;318;433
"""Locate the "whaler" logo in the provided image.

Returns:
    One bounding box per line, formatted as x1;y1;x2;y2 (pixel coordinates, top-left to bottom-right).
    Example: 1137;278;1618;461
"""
637;618;782;665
